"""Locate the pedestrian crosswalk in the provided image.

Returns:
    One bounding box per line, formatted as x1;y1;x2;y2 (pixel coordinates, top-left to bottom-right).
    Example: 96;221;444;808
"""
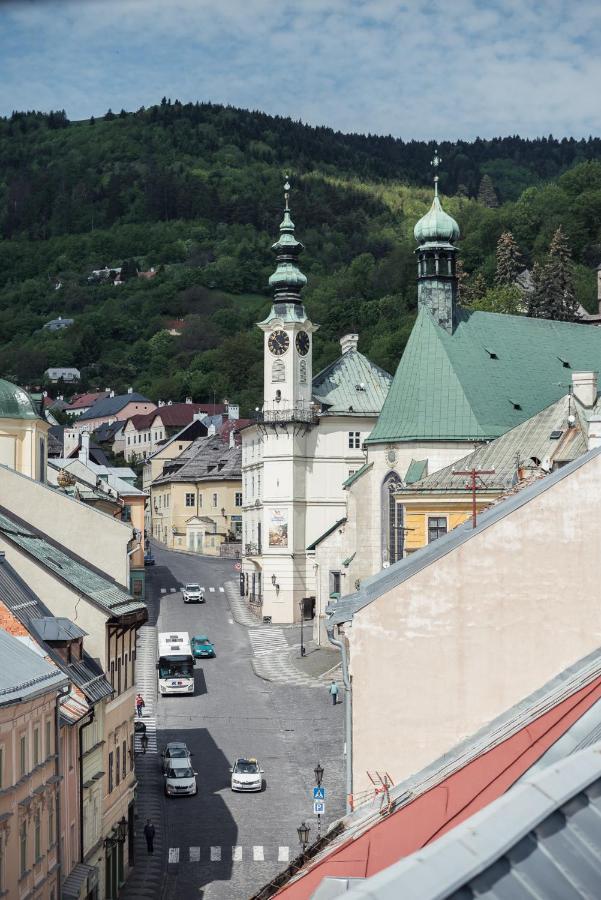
249;627;288;656
167;845;293;864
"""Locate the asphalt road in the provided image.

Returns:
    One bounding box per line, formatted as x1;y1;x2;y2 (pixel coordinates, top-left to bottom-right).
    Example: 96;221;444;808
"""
145;544;345;900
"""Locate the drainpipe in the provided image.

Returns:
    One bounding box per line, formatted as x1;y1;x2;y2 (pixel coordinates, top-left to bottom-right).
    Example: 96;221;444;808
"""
55;683;71;894
79;709;95;864
327;624;352;814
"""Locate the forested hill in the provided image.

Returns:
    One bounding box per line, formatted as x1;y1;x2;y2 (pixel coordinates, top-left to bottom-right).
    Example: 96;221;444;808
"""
1;100;601;413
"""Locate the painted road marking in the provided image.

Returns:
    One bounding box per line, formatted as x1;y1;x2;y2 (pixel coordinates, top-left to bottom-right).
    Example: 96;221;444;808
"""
278;846;290;862
209;586;215;593
210;846;221;862
170;587;176;593
253;846;264;861
189;847;200;862
228;618;234;625
168;848;179;864
166;845;292;863
219;586;225;592
232;845;242;861
160;588;166;594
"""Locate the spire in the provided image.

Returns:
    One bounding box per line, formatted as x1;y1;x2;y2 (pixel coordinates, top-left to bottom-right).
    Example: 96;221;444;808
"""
414;151;460;245
268;177;307;304
431;149;441;198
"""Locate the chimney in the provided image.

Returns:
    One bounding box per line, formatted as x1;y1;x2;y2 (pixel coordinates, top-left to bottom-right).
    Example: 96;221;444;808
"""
63;428;79;458
227;403;240;421
79;431;90;466
340;333;359;354
167;400;173;406
207;424;216;436
588;415;601;450
105;386;110;392
572;372;598;408
229;428;236;449
127;386;133;394
109;390;115;398
185;397;192;404
158;400;165;408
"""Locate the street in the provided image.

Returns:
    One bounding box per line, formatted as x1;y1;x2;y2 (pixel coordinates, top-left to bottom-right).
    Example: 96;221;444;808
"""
139;543;345;900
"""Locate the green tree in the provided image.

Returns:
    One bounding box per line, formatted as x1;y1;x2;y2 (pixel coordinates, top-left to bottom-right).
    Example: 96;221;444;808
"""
461;272;487;308
528;227;578;322
469;284;523;315
495;231;522;286
477;174;499;208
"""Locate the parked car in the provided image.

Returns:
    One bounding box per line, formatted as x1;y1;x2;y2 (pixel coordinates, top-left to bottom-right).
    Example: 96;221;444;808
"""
144;553;155;566
191;635;215;658
230;757;264;792
161;741;191;773
164;759;197;797
182;583;204;603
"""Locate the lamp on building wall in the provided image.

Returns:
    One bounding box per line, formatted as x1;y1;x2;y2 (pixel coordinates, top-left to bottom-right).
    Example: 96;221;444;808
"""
221;507;226;518
104;816;127;850
271;574;280;591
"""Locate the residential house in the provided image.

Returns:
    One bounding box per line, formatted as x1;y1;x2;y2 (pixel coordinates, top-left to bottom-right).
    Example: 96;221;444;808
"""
0;377;50;481
0;507;147;900
43;316;74;331
0;627;68;900
64;392;110;419
45;368;81;383
150;434;242;555
73;392;155;434
92;420;126;456
123;401;220;463
142;417;212;492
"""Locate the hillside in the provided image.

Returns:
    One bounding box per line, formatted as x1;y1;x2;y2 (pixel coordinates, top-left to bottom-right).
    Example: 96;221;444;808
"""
1;101;601;412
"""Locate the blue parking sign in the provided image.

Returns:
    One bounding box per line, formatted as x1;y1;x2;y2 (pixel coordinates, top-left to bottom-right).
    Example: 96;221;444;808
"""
313;786;325;800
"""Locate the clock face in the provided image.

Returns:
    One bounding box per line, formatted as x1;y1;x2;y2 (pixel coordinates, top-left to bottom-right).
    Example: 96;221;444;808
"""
268;330;290;356
295;331;310;356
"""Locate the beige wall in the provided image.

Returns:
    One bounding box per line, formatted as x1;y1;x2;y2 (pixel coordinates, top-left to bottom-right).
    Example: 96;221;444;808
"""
0;688;62;899
348;450;601;797
0;464;131;586
151;479;242;555
0;416;49;481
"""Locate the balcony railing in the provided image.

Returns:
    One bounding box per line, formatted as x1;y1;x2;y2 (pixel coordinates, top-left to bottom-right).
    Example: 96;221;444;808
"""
257;402;319;425
245;542;262;557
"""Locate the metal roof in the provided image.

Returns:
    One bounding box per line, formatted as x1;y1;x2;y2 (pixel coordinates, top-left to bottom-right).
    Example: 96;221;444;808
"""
307;518;347;552
313;350;392;417
29;617;87;641
329;446;601;625
153;435;241;484
0;507;146;620
0;559;113;702
78;392;151;421
0;627;67;704
342;462;373;489
404;458;428;485
341;742;601;899
367;305;601;444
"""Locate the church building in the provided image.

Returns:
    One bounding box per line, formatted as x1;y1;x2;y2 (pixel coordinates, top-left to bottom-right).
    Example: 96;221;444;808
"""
241;182;392;624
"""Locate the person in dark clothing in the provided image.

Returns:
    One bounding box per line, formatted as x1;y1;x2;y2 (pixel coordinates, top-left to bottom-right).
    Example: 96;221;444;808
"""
141;732;149;754
144;819;155;854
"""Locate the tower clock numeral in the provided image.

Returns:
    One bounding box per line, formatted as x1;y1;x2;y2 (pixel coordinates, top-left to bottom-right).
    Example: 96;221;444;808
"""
268;330;290;356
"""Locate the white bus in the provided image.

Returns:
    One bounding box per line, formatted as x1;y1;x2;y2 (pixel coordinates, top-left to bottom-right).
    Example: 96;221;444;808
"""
157;632;195;695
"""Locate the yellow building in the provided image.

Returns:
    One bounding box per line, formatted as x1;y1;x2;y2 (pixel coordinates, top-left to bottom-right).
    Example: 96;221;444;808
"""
396;392;590;554
150;435;242;556
0;378;49;481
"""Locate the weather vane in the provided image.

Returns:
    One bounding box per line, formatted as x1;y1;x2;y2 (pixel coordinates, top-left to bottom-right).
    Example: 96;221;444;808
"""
431;149;442;196
284;175;290;211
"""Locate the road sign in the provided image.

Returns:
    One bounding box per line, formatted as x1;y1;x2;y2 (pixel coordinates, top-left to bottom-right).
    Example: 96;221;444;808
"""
234;562;242;571
313;800;325;815
313;786;325;800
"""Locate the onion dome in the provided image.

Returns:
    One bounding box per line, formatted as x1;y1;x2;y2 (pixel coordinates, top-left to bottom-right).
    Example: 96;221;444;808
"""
0;378;40;420
268;179;307;301
414;150;460;244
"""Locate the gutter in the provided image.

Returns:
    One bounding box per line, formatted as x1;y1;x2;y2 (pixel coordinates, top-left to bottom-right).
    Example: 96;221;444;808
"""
327;623;352;813
55;682;71;894
79;709;95;864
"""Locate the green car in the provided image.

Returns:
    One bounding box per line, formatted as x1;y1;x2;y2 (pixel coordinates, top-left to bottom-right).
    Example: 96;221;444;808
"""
191;635;215;658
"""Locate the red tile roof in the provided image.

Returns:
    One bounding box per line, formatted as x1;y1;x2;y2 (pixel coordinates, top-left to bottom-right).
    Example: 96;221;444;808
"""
126;403;228;431
65;391;109;410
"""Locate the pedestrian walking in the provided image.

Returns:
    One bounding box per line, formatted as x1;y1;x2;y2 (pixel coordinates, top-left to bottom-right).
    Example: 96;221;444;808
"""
329;680;339;706
143;819;155;854
135;693;145;718
141;732;149;754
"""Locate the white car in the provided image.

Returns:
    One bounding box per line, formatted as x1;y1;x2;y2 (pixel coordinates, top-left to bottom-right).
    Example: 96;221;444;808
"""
182;583;205;604
230;757;264;792
164;758;197;797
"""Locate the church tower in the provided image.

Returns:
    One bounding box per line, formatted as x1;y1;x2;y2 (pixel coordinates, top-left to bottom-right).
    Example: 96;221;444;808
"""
414;151;461;333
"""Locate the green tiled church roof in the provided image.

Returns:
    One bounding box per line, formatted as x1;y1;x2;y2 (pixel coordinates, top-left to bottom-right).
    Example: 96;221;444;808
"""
368;307;601;444
313;349;392;417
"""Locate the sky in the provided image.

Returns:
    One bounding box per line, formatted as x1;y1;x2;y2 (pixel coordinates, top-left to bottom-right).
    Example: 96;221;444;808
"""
0;0;600;141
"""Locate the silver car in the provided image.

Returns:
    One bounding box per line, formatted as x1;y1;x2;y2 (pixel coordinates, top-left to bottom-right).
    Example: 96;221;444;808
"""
164;759;197;797
161;741;191;773
182;583;205;604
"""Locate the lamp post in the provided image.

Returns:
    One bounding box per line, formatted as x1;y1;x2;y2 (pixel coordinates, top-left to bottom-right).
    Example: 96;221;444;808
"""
297;821;310;858
314;763;324;837
298;598;306;657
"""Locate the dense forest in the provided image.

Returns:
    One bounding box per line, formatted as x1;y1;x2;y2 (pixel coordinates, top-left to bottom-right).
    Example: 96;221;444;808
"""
1;100;601;413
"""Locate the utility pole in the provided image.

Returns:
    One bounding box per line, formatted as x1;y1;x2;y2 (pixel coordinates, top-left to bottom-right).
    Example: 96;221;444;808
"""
452;467;495;528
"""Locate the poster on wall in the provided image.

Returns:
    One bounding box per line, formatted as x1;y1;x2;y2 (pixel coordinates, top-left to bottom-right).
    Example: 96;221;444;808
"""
269;508;288;547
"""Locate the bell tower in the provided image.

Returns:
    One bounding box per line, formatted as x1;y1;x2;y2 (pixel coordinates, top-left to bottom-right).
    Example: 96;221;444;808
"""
259;179;318;420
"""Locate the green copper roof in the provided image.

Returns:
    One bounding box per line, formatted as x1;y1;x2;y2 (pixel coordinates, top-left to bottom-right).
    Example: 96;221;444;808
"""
368;306;601;444
268;181;307;302
306;518;346;551
0;379;40;420
404;459;428;484
313;350;392;417
342;461;373;488
414;194;460;244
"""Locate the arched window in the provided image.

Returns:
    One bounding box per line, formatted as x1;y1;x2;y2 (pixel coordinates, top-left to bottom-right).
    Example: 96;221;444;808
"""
299;359;307;384
381;472;403;565
272;359;285;383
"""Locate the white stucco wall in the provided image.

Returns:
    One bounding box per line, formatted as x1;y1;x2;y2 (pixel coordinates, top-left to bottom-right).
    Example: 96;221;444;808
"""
349;450;601;796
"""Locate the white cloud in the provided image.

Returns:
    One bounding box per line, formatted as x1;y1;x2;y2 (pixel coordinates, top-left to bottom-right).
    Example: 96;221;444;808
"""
0;0;600;139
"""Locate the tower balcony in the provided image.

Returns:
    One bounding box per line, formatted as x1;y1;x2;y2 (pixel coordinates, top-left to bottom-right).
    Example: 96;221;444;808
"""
258;401;319;426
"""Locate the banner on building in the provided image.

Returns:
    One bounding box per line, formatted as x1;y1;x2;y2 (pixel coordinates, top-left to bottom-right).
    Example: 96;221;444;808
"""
269;508;288;547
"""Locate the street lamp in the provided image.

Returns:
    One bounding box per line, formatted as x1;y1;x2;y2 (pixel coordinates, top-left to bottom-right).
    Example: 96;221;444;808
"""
314;763;324;786
297;821;310;856
298;598;306;657
104;816;128;850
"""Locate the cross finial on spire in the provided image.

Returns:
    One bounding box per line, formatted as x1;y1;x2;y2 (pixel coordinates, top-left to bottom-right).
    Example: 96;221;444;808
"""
431;149;442;197
284;176;291;212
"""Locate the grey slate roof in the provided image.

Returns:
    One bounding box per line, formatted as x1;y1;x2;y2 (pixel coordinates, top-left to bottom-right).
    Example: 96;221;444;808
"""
0;627;68;704
329;446;601;625
342;742;601;899
0;558;113;703
399;393;589;495
78;392;150;421
313;349;392;417
0;507;147;621
29;617;86;642
153;435;241;484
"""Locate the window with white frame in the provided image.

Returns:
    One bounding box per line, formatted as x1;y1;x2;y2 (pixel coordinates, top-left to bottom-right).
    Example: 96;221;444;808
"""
185;493;195;507
348;431;361;449
212;493;218;507
235;492;242;507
